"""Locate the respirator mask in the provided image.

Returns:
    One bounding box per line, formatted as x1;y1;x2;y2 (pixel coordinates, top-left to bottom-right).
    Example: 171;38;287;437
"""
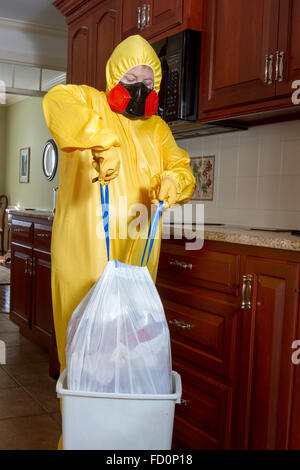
108;81;159;118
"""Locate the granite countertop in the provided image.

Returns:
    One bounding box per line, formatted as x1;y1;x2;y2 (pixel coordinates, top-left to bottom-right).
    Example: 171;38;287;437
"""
162;223;300;252
6;207;300;251
6;208;54;220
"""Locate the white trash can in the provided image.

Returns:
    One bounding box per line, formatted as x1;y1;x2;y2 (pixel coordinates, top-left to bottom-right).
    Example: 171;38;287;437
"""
56;369;182;450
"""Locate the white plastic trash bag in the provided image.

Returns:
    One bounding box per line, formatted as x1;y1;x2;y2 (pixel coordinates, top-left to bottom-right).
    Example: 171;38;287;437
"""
65;259;172;395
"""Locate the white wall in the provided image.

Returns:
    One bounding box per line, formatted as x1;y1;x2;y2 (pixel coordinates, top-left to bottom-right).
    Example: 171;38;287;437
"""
177;119;300;228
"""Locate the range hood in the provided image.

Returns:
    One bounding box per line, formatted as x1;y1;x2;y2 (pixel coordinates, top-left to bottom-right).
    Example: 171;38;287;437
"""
169;119;248;140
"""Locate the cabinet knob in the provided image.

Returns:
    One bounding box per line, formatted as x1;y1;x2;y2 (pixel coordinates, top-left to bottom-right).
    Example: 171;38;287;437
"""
181;399;190;406
169;260;192;270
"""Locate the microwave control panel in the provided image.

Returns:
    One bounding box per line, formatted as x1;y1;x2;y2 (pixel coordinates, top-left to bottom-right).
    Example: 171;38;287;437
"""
165;55;180;120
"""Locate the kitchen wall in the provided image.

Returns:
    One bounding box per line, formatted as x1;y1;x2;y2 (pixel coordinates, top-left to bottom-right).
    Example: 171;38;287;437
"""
175;119;300;229
0;106;7;194
3;96;57;210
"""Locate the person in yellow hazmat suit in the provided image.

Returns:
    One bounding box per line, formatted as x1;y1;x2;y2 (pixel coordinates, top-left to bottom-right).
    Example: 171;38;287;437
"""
43;34;195;448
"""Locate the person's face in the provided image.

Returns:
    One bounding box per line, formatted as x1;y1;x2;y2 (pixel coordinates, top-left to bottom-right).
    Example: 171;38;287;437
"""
120;65;154;90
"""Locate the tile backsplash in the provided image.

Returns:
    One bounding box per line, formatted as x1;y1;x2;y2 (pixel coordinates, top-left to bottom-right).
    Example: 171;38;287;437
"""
174;119;300;229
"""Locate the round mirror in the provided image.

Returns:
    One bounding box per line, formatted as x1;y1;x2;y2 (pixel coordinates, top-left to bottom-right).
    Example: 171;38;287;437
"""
42;139;58;181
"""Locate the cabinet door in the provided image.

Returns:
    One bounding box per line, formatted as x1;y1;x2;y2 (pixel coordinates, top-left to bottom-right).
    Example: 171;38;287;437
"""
10;243;32;329
68;13;94;85
31;250;54;348
233;258;299;449
276;0;300;97
93;0;121;92
122;0;142;38
199;0;280;114
145;0;183;39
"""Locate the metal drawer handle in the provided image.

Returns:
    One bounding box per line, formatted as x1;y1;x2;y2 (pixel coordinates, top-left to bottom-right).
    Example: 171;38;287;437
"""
168;319;192;330
25;258;33;275
36;233;49;238
264;54;269;83
141;4;146;29
13;228;24;232
146;4;150;26
278;51;285;82
241;274;253;310
268;54;274;84
169;260;192;270
137;7;141;29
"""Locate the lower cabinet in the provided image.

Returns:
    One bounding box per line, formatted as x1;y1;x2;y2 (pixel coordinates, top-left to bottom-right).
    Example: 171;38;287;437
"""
156;238;300;450
10;214;59;379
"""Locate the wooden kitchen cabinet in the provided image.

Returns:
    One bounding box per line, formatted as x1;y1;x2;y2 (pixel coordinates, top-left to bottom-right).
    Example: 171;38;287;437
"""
156;237;300;449
56;0;203;87
121;0;142;37
199;0;300;120
233;257;299;449
93;0;122;91
121;0;203;41
67;13;94;85
10;242;32;330
66;0;121;88
276;0;300;98
10;214;59;379
199;0;279;114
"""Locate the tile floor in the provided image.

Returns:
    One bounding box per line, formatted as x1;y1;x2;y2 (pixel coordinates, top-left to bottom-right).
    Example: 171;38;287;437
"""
0;284;61;450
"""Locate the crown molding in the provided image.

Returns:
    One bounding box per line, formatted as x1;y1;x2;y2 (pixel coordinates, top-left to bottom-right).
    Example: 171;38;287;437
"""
0;17;67;38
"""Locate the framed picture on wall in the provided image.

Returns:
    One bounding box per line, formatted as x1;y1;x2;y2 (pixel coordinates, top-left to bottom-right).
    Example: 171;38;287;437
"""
19;147;30;183
190;155;215;201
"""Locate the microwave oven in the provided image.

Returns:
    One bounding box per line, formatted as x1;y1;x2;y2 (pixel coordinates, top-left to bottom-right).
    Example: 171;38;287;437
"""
152;29;201;123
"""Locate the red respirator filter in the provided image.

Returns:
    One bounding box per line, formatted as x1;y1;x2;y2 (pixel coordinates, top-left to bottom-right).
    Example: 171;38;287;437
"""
145;91;159;117
107;83;131;113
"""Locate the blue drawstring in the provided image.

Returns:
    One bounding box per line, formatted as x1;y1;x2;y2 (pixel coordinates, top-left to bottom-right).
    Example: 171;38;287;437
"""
100;183;163;266
100;183;110;261
140;200;163;266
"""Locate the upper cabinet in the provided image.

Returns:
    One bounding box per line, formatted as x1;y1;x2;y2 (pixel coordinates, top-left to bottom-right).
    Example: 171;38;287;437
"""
55;0;300;123
93;0;122;91
59;0;121;88
276;0;300;98
68;14;94;86
121;0;184;40
55;0;203;88
199;0;300;120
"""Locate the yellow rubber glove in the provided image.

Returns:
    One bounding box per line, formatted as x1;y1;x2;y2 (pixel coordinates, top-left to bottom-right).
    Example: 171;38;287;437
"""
91;146;120;185
150;175;178;208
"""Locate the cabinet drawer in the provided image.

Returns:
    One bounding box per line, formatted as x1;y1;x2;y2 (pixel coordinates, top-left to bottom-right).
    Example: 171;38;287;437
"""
172;360;232;449
34;223;52;252
159;285;238;380
11;220;33;244
158;242;240;296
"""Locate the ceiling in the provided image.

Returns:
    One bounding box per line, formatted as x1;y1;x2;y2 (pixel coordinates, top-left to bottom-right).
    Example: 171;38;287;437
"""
0;0;66;29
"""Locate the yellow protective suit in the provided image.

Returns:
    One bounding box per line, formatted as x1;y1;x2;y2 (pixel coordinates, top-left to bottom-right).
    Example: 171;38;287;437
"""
43;35;195;447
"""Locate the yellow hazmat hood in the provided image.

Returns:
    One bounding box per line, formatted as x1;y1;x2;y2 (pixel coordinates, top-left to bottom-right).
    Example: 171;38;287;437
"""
105;35;162;95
